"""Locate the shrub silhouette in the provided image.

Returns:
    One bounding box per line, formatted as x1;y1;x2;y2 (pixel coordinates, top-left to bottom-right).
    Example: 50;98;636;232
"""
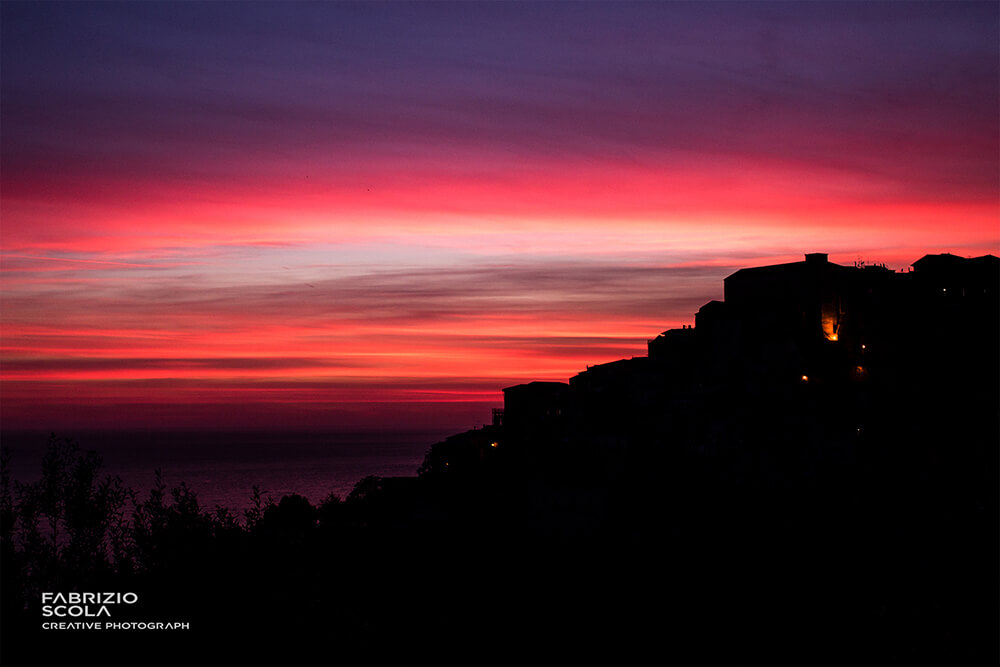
257;493;317;545
3;435;133;592
346;474;382;503
317;491;343;527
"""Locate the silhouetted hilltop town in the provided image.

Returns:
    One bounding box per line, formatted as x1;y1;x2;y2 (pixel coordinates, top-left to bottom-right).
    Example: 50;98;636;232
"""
404;251;998;664
3;252;997;666
423;252;998;480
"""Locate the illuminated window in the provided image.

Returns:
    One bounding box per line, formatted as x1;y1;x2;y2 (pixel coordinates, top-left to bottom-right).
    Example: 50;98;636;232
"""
821;305;841;341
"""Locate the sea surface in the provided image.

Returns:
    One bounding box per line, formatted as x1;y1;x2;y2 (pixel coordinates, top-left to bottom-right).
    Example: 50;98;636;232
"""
2;429;451;512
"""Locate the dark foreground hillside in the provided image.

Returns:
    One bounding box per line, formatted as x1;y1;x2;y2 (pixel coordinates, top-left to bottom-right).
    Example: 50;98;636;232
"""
2;388;996;666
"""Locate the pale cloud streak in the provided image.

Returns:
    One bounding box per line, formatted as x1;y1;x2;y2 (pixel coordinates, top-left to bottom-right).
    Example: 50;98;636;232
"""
1;1;997;431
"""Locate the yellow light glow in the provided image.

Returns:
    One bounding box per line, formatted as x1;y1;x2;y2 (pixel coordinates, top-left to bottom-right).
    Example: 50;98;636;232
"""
801;375;809;382
490;442;498;448
821;309;841;341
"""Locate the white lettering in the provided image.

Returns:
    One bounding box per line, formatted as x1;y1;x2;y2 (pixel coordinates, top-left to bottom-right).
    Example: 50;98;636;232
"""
41;622;103;630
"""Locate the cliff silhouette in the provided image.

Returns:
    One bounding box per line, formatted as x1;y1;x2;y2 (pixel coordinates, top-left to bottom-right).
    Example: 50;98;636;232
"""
2;252;997;666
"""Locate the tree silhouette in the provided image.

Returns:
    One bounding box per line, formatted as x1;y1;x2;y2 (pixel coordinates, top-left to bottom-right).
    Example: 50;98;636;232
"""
4;435;132;592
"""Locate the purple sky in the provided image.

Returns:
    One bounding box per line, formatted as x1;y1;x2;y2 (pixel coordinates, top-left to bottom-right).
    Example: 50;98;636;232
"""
2;1;997;432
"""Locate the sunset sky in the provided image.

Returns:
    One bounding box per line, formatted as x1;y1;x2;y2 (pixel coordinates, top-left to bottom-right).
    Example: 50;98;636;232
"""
2;1;997;433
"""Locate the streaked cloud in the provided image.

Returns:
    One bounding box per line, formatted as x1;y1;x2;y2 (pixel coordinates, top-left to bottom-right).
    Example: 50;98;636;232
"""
1;1;996;431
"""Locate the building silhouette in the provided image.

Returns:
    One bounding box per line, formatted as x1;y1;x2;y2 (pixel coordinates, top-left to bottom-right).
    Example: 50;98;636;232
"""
502;252;999;462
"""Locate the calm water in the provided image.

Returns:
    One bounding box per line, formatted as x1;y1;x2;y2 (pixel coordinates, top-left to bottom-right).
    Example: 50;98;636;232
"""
2;429;450;511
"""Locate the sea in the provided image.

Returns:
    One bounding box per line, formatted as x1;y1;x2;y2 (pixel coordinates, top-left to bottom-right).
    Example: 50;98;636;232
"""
1;429;452;513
